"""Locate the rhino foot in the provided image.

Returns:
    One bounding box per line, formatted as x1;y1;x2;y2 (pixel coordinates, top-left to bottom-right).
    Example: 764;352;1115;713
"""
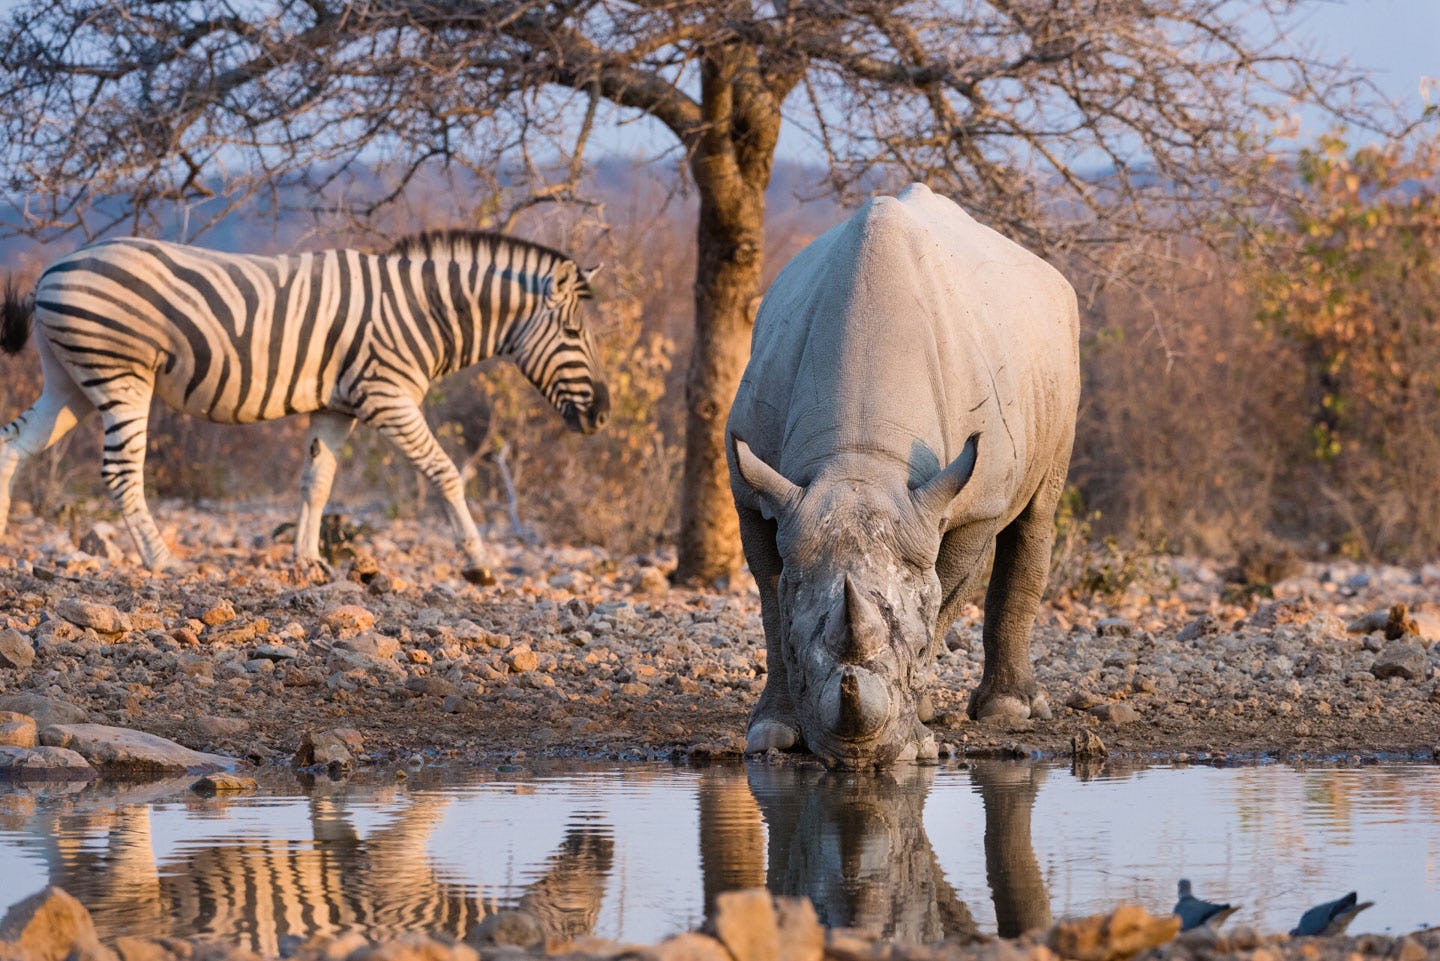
968;684;1052;724
746;717;800;753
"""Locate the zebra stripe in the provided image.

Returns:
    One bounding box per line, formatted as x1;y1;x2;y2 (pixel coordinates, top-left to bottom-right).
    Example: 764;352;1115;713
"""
0;230;609;579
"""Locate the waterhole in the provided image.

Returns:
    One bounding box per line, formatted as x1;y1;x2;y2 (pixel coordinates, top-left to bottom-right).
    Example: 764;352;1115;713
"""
0;760;1436;950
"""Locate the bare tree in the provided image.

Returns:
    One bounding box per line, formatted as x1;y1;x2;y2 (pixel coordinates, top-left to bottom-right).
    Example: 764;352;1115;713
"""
0;0;1385;584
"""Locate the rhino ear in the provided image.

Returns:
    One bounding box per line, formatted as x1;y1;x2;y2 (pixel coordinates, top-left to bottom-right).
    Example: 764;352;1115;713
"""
731;434;802;520
911;432;979;522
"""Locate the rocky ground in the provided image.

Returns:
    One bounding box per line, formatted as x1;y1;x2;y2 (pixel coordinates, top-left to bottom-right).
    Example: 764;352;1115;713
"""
0;501;1439;767
3;882;1437;961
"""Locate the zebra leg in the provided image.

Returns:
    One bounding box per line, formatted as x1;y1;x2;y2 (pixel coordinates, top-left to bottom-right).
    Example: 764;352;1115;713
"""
295;410;355;564
0;343;93;538
98;395;172;573
362;397;493;584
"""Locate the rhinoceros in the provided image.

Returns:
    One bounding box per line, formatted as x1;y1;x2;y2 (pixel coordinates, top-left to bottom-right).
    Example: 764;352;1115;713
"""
726;183;1080;766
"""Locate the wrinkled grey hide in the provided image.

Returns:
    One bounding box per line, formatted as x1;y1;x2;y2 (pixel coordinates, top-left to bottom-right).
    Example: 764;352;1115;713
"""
726;183;1080;767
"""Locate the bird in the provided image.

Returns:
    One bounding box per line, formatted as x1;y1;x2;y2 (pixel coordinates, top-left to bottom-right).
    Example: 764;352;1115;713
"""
1290;892;1375;937
1173;879;1240;931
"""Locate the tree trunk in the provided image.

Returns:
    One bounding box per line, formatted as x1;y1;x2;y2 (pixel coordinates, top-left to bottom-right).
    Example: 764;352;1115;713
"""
672;49;783;587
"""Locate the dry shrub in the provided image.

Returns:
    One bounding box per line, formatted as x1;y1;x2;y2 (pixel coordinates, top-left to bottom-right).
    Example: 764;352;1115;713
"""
1070;246;1312;557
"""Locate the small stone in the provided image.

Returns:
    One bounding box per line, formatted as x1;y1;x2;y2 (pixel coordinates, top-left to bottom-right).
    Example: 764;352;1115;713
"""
632;566;670;596
1176;614;1218;642
77;523;125;563
1089;702;1140;725
405;677;460;697
774;896;823;961
252;643;299;661
0;886;113;961
0;629;36;670
54;598;130;635
1373;642;1428;681
295;728;363;768
1066;691;1102;710
1047;904;1180;961
651;933;732;961
336;632;400;659
0;712;38;749
506;647;539;673
1096;618;1134;637
191;773;259;794
186;597;236;627
1346;609;1390;634
407;649;433;665
466;910;545;949
711;889;779;961
323;604;376;635
194;716;249;739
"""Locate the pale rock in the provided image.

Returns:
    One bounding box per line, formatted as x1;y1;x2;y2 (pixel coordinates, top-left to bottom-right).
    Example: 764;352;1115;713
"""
0;630;35;670
77;523;125;563
711;889;779;961
190;773;259;794
774;896;823;961
0;712;37;749
194;716;250;739
0;886;116;961
0;746;96;781
336;632;400;659
1373;642;1428;681
647;933;731;961
40;724;234;774
466;910;545;949
1046;904;1180;961
1088;702;1139;725
323;604;376;635
348;933;480;961
54;598;130;635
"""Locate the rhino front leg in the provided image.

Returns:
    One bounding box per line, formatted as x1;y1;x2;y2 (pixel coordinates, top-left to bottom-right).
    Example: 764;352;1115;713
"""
968;467;1065;723
737;503;801;752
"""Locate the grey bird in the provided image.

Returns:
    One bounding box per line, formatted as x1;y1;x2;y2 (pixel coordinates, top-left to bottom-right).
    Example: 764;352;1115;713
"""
1290;892;1375;937
1173;879;1240;931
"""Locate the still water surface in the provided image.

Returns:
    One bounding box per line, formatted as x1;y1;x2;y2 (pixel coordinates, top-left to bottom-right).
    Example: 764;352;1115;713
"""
0;761;1436;951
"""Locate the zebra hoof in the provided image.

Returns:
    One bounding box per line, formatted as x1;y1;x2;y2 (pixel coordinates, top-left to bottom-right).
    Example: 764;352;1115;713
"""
462;566;497;587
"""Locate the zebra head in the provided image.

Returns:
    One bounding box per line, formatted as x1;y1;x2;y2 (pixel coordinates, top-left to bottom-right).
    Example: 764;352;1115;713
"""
510;259;610;434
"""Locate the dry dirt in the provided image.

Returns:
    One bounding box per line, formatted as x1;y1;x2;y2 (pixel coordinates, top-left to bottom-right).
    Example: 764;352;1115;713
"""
1;500;1439;767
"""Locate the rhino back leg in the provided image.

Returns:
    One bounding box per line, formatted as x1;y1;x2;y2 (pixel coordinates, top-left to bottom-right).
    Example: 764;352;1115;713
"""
967;464;1067;722
736;503;802;752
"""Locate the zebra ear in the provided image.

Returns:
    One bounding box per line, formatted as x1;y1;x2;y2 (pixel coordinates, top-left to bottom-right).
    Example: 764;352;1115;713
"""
578;264;601;299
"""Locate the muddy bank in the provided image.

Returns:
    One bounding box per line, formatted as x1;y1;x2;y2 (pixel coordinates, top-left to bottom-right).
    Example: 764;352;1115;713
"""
0;502;1438;764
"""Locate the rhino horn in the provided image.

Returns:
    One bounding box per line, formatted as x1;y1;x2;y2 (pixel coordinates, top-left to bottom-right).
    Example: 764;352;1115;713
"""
911;432;980;521
841;575;887;664
731;435;802;520
822;665;889;740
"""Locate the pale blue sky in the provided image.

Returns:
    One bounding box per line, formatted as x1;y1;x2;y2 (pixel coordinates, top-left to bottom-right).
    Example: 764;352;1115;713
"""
1293;0;1438;118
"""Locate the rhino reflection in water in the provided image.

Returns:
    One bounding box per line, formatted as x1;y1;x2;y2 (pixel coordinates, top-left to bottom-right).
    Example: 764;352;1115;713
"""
698;762;1051;940
24;788;614;954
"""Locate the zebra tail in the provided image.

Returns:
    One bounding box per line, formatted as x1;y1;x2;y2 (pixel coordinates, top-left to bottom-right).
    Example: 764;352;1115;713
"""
0;276;34;355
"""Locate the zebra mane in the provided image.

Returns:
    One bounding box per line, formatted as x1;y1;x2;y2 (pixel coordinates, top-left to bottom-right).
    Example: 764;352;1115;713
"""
386;229;575;268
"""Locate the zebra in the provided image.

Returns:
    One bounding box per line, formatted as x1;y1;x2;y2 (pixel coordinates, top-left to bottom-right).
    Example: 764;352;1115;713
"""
0;229;610;582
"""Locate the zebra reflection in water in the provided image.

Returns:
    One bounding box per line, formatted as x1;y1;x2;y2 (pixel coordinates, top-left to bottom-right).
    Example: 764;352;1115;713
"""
22;786;613;955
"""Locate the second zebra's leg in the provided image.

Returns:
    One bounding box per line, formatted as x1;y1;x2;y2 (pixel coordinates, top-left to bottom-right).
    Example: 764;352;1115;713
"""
362;397;492;584
98;391;171;572
0;346;93;538
295;410;355;565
